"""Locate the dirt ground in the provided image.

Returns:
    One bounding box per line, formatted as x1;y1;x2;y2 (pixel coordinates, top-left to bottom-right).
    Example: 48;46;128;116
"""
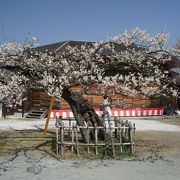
0;129;55;158
134;117;180;156
0;116;180;180
0;116;180;158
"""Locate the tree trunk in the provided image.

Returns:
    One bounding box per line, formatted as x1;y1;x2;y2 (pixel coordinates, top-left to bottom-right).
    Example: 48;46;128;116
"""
62;88;105;143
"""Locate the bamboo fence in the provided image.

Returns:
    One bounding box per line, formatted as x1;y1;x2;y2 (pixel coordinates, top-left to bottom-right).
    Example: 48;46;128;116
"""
55;119;136;157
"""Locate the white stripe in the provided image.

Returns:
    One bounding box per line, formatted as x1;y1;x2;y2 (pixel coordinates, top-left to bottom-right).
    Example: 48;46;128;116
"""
120;111;124;116
132;111;135;116
126;111;130;116
143;110;146;116
56;112;60;117
137;111;141;116
160;110;163;115
62;112;67;118
69;112;74;117
154;110;158;115
114;111;118;116
149;110;152;115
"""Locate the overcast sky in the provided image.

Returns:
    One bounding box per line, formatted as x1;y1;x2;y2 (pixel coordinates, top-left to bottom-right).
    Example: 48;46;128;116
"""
0;0;180;46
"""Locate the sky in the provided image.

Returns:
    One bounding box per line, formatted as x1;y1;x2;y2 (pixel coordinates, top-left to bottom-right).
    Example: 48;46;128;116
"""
0;0;180;46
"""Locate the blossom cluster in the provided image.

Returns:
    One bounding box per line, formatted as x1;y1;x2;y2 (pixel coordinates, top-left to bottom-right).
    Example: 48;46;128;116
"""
0;28;179;102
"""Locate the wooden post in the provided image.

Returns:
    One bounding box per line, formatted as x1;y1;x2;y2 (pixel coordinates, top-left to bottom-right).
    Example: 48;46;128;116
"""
95;124;98;155
121;120;124;140
133;123;136;152
60;123;64;156
56;128;59;155
125;120;129;140
71;123;75;154
103;123;107;156
44;96;55;135
86;124;90;154
128;122;133;154
133;123;136;136
114;117;118;138
2;102;6;118
110;123;115;157
119;123;122;153
75;124;79;156
69;118;72;135
22;101;24;117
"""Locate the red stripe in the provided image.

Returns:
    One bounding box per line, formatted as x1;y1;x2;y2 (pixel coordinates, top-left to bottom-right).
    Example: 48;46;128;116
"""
51;107;164;118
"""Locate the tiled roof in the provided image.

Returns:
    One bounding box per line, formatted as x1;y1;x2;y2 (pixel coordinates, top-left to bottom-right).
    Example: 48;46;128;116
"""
35;40;95;53
35;40;140;54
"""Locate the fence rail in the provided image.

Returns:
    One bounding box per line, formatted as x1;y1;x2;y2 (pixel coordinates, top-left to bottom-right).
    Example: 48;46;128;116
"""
55;120;136;157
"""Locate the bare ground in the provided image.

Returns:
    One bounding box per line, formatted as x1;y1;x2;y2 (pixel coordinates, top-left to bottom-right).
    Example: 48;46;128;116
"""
0;116;180;180
134;117;180;156
0;129;56;158
0;116;180;158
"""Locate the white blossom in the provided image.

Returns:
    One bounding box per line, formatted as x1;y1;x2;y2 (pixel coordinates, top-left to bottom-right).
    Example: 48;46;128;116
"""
0;28;178;101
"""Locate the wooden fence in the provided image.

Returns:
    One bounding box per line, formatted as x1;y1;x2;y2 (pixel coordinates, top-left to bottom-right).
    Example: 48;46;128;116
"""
55;119;136;157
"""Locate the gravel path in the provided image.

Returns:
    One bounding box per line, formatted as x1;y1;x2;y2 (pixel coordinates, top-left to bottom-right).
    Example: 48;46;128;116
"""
0;152;180;180
0;116;180;132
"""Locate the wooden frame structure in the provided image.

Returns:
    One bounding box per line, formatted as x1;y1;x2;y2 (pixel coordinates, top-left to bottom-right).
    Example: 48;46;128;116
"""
44;96;62;135
56;120;136;157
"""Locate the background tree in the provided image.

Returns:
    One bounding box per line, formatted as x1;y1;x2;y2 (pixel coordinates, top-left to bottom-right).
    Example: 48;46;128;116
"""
0;28;179;142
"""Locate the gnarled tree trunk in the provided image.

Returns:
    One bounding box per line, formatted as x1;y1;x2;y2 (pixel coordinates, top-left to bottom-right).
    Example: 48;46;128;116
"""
62;88;105;143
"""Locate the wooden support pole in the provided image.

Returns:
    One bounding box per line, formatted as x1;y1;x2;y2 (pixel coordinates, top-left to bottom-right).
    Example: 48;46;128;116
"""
95;124;98;155
69;118;72;135
56;128;59;155
133;123;136;152
22;101;24;117
110;123;115;157
121;120;124;140
2;102;6;118
125;120;129;139
44;96;55;135
114;117;118;138
128;122;133;154
60;123;64;156
130;129;133;154
119;123;122;153
86;124;90;154
103;123;107;156
75;124;79;156
71;123;75;154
